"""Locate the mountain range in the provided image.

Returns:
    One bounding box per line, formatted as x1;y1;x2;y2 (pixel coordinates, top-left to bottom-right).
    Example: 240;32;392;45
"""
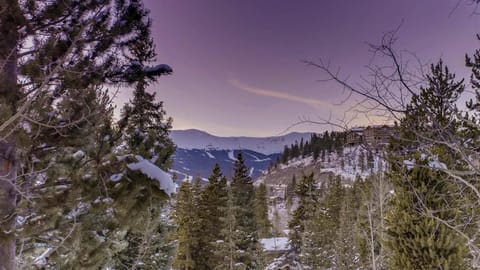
169;129;311;181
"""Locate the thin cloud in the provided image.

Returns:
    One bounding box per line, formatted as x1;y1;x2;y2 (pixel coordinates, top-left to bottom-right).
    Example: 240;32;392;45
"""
229;79;333;108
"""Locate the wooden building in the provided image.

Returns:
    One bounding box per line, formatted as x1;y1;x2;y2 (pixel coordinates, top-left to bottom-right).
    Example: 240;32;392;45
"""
364;125;394;146
345;127;364;145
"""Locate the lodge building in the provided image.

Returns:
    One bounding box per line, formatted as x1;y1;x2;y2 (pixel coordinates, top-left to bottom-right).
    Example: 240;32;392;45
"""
346;125;394;146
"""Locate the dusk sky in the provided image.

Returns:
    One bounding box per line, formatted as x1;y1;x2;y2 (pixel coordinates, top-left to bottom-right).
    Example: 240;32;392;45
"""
117;0;480;137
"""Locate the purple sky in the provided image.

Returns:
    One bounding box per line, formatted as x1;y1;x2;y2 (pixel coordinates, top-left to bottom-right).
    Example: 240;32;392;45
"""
117;0;480;137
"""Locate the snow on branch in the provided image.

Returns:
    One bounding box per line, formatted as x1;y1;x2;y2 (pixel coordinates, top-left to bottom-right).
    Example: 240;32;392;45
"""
127;156;175;196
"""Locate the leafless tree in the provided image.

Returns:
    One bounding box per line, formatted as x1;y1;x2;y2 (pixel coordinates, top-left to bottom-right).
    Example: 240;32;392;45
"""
306;28;480;267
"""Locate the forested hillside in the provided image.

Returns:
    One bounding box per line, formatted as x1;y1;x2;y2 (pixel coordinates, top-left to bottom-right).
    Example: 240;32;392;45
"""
2;1;480;269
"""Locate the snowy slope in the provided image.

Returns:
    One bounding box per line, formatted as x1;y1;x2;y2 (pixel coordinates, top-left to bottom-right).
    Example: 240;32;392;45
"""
172;149;280;181
170;129;311;155
258;145;386;186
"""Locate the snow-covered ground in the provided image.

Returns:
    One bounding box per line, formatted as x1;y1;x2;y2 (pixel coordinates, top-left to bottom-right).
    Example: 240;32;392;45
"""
269;200;292;237
274;145;385;182
260;237;290;252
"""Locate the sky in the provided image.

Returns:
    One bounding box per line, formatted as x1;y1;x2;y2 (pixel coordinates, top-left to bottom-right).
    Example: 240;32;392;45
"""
116;0;480;137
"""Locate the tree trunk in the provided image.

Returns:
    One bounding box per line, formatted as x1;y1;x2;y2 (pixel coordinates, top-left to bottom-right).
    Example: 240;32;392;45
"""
0;2;20;269
0;1;18;98
0;141;16;270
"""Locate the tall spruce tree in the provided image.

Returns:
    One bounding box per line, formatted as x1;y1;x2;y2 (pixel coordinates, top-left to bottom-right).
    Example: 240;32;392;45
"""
288;173;318;252
313;175;345;268
112;37;176;267
230;152;260;269
118;80;175;170
197;164;229;269
173;179;203;270
215;189;245;270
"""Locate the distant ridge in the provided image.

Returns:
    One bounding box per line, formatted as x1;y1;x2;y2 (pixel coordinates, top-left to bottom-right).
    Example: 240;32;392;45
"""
170;129;312;155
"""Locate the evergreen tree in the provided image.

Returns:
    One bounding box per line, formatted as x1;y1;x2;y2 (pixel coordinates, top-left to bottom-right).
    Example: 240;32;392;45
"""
288;173;318;251
385;164;468;270
215;189;245;270
118;80;175;170
385;61;469;269
197;164;229;269
254;183;272;238
230;152;260;268
0;1;173;268
313;175;345;268
113;48;176;268
173;179;202;270
281;146;290;164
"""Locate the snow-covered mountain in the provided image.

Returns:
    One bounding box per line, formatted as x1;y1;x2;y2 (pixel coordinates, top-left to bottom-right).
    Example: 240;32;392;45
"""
169;129;311;181
172;149;280;182
170;129;311;155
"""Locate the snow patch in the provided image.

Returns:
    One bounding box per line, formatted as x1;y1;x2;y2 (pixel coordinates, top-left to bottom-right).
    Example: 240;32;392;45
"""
72;150;85;159
429;160;447;170
127;156;175;196
205;151;215;159
227;150;237;161
260;237;290;252
246;152;271;162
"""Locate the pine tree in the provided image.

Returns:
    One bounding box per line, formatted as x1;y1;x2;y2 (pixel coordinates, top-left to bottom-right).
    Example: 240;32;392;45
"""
385;61;469;269
299;218;321;269
197;164;229;269
0;1;173;268
313;175;345;268
173;180;202;270
288;173;318;251
281;145;290;164
215;189;246;270
112;43;176;267
254;183;272;238
385;164;468;270
118;79;175;170
230;152;260;269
